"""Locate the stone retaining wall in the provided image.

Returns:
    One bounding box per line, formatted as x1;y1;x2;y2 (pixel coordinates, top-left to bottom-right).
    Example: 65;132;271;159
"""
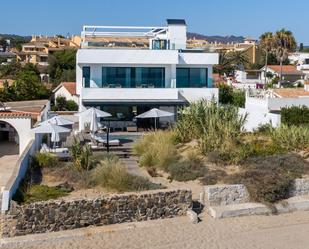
2;189;192;237
204;178;309;208
290;178;309;197
204;184;249;206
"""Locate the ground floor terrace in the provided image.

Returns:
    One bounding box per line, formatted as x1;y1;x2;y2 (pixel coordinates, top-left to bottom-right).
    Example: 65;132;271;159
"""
82;101;183;131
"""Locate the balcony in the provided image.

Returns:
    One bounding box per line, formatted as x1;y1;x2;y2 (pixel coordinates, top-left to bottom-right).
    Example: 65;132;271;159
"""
81;86;218;104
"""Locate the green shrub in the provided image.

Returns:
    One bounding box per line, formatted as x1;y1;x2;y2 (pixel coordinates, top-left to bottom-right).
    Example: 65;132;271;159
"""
23;185;70;203
271;124;309;151
91;155;162;192
53;96;79;111
168;153;206;181
32;152;59;168
70;138;93;171
133;131;179;171
66;100;78;111
218;83;245;107
281;106;309;126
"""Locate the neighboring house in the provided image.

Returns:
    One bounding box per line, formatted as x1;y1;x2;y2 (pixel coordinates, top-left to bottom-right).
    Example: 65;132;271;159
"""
289;52;309;77
4;99;50;123
16;36;80;66
0;51;16;65
77;19;219;130
53;82;79;104
242;83;309;131
234;69;263;89
260;65;305;84
0;100;50;154
210;37;261;65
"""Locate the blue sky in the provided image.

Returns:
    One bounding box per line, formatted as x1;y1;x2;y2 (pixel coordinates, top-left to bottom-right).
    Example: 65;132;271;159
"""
1;0;308;44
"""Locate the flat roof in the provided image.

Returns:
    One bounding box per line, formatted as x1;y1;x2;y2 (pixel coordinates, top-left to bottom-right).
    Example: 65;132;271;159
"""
166;19;186;25
5;99;49;115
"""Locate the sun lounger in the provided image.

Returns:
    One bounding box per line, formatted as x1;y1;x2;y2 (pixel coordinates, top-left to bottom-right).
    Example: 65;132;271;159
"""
40;143;70;159
90;133;106;144
106;139;120;146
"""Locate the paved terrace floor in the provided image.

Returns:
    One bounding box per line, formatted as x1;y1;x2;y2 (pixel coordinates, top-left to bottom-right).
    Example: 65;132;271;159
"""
0;142;19;191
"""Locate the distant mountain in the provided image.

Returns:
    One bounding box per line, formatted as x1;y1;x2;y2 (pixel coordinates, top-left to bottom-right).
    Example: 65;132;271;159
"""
187;32;245;44
0;34;31;40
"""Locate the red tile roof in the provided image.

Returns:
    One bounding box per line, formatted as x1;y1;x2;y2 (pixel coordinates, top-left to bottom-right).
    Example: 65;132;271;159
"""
0;111;32;118
273;88;309;98
62;82;76;95
268;65;303;75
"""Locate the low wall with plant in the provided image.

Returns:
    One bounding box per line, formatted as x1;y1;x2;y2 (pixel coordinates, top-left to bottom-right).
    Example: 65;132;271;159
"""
2;189;192;237
204;178;309;207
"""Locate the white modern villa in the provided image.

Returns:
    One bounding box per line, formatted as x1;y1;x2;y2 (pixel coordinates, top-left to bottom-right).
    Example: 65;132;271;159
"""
76;19;219;130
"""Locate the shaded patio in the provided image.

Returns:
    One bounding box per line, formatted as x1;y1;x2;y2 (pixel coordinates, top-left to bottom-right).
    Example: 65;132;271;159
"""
0;141;19;190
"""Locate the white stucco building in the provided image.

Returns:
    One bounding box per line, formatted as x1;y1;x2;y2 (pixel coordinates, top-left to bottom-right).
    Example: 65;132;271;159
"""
76;19;219;130
53;82;79;104
242;85;309;131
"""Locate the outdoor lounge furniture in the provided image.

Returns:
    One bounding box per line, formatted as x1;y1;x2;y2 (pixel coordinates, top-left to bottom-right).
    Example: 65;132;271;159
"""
91;133;106;144
127;125;138;132
90;133;121;147
40;143;70;159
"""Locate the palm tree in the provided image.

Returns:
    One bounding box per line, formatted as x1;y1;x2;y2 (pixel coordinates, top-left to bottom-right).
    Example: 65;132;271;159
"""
273;29;297;87
227;50;249;70
260;32;274;84
216;51;249;76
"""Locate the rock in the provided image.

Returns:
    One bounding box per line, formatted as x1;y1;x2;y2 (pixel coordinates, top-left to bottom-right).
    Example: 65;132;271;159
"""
187;210;198;224
56;182;74;192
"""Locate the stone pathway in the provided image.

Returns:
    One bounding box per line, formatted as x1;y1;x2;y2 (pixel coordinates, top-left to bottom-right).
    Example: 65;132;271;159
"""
0;142;19;206
121;156;150;178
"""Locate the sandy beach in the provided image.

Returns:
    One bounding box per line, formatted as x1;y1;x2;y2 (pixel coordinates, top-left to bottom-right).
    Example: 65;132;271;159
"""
2;211;309;249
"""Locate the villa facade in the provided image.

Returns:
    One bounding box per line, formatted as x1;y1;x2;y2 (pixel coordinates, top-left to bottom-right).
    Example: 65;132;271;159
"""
76;19;219;130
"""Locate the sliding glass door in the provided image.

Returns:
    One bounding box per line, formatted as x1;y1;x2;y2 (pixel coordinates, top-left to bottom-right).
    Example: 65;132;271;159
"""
102;67;165;88
176;68;208;88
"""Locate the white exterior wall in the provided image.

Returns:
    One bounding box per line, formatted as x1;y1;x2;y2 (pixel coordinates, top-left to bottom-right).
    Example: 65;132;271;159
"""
0;117;34;154
179;88;218;102
54;86;79;104
239;108;281;132
167;24;187;49
245;97;269;112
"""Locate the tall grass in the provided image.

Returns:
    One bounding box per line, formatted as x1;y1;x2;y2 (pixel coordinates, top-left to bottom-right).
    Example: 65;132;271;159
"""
271;124;309;151
91;154;161;192
174;100;247;154
133;131;179;171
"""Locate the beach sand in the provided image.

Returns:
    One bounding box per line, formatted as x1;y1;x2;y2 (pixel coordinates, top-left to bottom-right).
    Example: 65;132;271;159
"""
2;211;309;249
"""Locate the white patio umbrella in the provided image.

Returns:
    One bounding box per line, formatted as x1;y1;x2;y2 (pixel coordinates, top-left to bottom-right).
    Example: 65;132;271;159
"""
89;110;99;134
135;108;174;130
75;107;112;119
38;115;74;126
75;107;112;132
32;123;71;148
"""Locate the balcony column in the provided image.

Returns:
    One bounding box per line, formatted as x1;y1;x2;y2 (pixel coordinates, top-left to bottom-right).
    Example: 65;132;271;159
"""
170;64;176;88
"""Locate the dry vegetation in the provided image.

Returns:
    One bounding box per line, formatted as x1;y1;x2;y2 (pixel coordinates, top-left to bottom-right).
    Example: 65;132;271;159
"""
133;100;309;204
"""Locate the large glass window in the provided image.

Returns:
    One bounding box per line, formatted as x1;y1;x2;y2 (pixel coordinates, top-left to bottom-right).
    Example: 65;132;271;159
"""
152;40;167;50
102;67;165;88
82;66;90;88
176;68;208;88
